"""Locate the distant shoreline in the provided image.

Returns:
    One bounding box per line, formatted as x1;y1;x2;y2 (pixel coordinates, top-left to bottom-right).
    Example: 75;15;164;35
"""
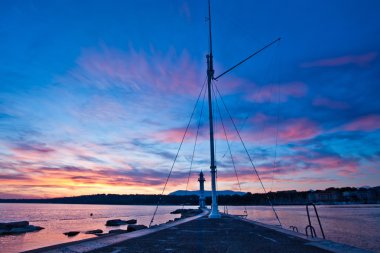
1;201;379;206
1;186;379;206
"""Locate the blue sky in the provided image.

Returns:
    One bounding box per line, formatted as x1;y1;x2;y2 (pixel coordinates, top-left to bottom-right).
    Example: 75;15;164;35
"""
0;0;379;198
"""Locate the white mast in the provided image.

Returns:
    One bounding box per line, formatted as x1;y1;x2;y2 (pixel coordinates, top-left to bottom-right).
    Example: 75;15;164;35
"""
206;0;221;219
205;0;280;219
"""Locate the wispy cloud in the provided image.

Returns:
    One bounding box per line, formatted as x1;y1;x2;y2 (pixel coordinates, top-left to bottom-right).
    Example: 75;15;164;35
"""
70;95;129;122
301;52;377;68
64;46;203;96
343;115;380;132
313;97;350;110
12;142;55;154
247;82;307;103
243;117;321;144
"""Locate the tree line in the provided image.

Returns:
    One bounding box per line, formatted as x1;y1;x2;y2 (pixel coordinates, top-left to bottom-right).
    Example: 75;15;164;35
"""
1;186;379;205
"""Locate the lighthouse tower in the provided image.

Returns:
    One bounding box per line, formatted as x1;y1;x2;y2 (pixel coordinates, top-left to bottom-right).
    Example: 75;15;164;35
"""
198;171;206;209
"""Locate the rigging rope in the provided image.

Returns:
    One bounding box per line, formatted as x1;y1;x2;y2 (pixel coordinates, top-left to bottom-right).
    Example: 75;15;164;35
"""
213;82;282;227
270;42;281;192
182;87;207;210
212;84;248;216
149;77;207;227
220;115;249;160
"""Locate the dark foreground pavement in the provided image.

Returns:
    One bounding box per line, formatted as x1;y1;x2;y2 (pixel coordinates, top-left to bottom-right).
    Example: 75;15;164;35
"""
90;215;330;253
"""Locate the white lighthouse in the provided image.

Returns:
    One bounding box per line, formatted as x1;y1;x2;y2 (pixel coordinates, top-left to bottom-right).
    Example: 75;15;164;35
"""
198;171;206;209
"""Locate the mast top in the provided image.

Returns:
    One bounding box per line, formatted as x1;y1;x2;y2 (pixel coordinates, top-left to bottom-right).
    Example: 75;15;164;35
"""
208;0;213;57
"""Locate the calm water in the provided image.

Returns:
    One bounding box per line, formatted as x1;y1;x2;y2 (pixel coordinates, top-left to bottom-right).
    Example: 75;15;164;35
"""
0;204;379;253
0;204;183;253
228;204;380;253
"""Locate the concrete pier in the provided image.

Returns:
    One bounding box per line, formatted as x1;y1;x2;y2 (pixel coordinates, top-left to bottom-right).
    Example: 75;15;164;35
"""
26;210;369;253
90;215;330;253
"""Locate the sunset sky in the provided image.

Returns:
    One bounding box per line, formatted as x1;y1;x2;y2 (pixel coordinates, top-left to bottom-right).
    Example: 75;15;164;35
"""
1;0;380;199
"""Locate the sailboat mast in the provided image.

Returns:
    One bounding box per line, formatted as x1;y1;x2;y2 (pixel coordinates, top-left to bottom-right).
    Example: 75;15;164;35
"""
208;0;213;57
206;0;220;219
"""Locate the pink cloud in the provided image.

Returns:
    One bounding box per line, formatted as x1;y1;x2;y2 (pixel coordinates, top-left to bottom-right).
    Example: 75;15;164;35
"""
250;112;272;124
245;118;320;143
154;117;320;155
71;95;128;121
155;124;241;143
301;52;377;68
7;143;56;162
248;82;307;103
13;144;54;154
281;146;360;177
156;116;321;146
214;154;357;186
153;127;198;143
279;119;320;142
0;192;41;199
67;46;203;96
343;115;380;132
309;156;358;176
0;168;152;198
313;97;350;110
254;152;359;179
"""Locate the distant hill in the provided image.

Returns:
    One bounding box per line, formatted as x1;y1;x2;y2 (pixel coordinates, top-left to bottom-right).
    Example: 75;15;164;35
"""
169;190;246;197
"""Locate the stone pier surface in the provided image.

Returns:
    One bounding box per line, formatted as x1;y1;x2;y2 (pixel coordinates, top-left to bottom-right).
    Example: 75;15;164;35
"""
90;215;330;253
26;211;369;253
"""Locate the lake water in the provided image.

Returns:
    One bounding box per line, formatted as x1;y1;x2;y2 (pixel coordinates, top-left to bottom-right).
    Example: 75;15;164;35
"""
0;203;379;253
228;204;380;253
